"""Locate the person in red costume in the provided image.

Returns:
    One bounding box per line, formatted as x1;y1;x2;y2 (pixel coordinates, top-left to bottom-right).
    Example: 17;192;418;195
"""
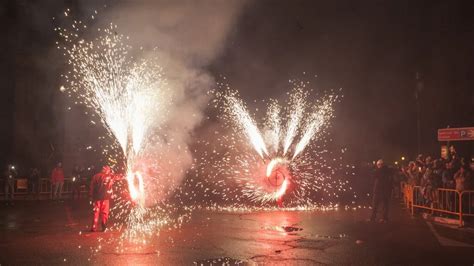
51;162;65;200
89;165;121;232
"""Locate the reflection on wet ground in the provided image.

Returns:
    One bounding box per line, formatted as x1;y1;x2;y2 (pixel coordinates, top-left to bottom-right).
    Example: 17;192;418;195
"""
3;201;472;265
281;225;303;232
193;256;246;265
187;210;351;264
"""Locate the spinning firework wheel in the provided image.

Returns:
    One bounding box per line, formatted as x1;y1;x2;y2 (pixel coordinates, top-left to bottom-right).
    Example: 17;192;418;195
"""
267;169;285;187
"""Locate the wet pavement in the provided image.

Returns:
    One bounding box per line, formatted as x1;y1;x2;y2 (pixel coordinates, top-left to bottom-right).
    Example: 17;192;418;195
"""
1;200;474;265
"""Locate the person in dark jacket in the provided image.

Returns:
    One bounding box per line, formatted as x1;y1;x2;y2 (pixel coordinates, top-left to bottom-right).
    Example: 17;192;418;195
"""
89;165;121;232
370;159;393;222
29;168;40;200
71;165;84;200
4;164;17;204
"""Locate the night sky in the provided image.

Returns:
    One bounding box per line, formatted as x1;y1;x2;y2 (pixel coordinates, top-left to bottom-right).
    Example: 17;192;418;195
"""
1;0;473;174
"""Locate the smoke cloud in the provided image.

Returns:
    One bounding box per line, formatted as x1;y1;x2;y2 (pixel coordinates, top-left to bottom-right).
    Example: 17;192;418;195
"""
91;0;247;203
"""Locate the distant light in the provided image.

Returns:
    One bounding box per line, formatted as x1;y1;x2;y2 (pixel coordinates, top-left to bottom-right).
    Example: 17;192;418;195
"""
394;161;399;165
59;86;66;92
401;156;405;161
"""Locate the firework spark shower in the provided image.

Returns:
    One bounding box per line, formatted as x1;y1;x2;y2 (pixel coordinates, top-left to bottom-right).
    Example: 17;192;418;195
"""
56;10;169;202
198;80;355;209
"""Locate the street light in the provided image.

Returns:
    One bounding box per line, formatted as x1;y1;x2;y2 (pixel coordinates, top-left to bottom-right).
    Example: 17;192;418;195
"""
401;156;405;161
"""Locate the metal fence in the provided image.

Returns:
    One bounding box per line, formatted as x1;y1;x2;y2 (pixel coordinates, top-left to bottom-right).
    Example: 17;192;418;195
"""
402;182;474;226
0;178;89;200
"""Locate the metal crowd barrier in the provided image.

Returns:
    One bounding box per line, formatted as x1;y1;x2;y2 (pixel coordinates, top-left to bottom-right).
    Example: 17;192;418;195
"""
402;184;474;226
461;190;474;221
0;178;89;200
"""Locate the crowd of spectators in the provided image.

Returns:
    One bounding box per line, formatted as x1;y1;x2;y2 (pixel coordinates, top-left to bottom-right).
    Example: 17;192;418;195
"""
399;146;473;207
2;163;92;202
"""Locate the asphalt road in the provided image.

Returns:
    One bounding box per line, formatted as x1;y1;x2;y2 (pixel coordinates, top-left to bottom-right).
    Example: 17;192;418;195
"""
0;200;473;265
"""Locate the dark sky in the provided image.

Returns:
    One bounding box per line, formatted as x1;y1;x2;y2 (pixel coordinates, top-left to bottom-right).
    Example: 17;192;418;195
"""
1;0;473;172
211;0;474;161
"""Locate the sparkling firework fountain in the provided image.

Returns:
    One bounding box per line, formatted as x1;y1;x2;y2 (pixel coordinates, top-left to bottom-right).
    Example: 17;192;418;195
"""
202;80;355;209
56;10;176;248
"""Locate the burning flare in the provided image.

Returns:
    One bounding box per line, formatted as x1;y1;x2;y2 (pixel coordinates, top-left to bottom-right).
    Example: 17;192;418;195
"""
127;171;145;205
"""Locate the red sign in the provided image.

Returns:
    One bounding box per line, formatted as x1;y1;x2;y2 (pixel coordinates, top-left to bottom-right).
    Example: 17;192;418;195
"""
438;127;474;141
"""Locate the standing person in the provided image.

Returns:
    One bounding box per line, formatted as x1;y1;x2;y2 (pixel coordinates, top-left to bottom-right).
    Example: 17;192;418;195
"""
89;165;121;232
442;161;455;211
80;166;87;195
370;159;393;223
71;165;83;200
406;162;419;186
85;165;95;194
454;165;472;213
454;166;469;192
430;160;443;208
421;162;434;205
29;168;40;200
415;154;425;168
4;165;17;205
51;162;65;200
442;162;455;189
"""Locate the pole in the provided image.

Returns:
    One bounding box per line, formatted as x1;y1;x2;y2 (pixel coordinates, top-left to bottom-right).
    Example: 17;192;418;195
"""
415;72;423;155
416;98;421;155
459;191;463;227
